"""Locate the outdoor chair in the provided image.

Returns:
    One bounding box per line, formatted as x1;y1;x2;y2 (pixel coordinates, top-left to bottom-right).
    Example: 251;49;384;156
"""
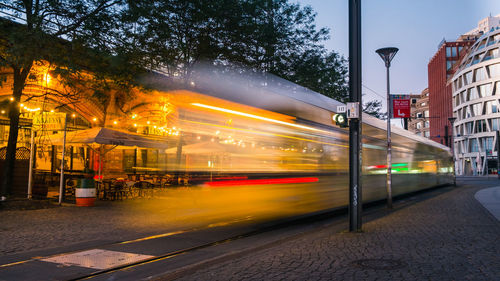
134;181;154;198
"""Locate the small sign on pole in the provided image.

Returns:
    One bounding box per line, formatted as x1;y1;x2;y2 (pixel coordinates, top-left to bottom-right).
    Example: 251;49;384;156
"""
391;95;411;118
346;102;360;119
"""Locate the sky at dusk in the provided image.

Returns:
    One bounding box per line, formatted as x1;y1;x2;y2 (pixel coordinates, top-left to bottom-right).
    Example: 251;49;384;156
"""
297;0;500;110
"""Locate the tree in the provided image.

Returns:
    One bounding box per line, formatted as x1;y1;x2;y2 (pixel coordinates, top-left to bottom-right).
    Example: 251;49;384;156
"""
0;0;126;198
363;99;387;120
278;49;349;102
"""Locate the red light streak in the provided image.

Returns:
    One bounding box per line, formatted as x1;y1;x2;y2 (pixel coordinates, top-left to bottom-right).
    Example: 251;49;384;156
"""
205;177;319;187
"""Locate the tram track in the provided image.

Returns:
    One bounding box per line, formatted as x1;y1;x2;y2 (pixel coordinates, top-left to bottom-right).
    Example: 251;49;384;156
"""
68;209;346;281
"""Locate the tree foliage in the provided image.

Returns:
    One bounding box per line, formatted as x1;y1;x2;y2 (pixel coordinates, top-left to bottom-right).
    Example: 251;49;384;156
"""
0;0;129;198
0;0;350;198
363;99;387;120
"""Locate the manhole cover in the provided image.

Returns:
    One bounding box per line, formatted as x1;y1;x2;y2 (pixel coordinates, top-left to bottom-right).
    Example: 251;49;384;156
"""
352;259;406;270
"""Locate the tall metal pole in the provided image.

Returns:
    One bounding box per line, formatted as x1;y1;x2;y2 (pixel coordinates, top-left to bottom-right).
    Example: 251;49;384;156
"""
348;0;362;232
376;47;398;209
385;65;393;209
58;114;68;205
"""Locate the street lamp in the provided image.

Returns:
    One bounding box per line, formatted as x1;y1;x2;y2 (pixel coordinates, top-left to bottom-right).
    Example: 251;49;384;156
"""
376;47;398;209
448;117;457;185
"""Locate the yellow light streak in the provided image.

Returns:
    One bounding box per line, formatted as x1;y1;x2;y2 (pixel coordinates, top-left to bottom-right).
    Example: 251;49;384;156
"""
192;103;322;132
182;119;348;148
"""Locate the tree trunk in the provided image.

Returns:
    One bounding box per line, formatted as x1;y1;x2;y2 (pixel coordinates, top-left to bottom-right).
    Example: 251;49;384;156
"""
1;67;31;199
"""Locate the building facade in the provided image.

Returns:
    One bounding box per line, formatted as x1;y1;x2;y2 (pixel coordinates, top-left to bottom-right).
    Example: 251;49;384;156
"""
409;89;430;138
451;27;500;175
428;40;476;147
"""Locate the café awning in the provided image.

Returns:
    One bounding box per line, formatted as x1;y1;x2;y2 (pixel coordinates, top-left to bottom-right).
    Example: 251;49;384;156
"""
47;127;168;149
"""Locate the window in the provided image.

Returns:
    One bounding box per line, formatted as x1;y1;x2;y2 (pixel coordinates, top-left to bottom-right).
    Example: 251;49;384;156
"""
470;138;479;152
420;102;426;106
446;47;452;57
475;119;487;133
461;90;467;102
424;131;430;138
472;53;483;65
457;108;462;120
447;60;457;70
479;83;492;97
451;47;457;57
457;124;463;136
490;118;500;131
464;71;472;85
474;67;486;82
485;100;497;114
424;121;430;128
411;98;417;104
472;103;482;116
455;95;461;106
482;137;494;152
487;63;500;78
424;110;429;117
416;122;422;129
484;48;499;61
468;87;479;100
458;46;464;54
466;122;473;134
465;106;472;118
416;112;423;118
477;39;487;50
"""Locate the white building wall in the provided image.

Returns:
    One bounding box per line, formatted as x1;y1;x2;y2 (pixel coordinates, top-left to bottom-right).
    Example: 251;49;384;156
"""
452;28;500;175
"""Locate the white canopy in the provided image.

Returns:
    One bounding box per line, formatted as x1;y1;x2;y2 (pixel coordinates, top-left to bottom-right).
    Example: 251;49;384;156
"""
47;127;168;149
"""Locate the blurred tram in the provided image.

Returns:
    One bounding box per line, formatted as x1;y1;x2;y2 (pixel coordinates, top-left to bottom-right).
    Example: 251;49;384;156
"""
140;70;453;215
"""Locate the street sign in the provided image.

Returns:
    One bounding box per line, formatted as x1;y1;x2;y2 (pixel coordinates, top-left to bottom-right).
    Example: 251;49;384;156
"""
336;105;346;113
391;95;410;118
346;102;359;119
32;112;67;131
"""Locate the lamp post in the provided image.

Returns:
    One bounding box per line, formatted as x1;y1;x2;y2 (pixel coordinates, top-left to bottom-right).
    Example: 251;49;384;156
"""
376;47;398;209
448;117;457;185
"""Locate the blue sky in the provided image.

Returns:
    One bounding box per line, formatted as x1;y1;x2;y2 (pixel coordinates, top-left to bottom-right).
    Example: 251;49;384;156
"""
297;0;500;109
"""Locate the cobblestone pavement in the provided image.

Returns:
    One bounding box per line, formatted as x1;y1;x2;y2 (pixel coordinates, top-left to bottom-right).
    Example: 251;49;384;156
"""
0;192;251;256
177;182;500;281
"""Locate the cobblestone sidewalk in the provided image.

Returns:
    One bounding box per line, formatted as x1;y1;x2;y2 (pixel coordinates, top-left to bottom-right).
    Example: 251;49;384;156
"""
177;184;500;281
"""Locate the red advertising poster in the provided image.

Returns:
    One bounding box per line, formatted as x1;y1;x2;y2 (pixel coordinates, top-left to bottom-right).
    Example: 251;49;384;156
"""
392;95;410;118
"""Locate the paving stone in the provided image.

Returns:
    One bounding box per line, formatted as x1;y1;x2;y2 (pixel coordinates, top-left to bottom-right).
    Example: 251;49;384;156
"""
177;181;500;281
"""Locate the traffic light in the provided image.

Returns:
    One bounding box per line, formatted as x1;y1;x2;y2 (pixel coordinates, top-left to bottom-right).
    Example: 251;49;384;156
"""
333;113;348;128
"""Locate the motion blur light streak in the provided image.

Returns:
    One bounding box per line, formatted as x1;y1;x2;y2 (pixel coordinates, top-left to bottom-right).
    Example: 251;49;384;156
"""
205;177;319;187
182;119;349;148
191;103;325;133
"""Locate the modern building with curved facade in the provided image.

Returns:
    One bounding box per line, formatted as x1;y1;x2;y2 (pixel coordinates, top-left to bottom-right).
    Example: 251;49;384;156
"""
452;27;500;175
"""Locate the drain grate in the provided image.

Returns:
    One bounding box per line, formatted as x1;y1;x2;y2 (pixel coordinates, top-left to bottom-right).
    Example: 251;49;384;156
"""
352;259;406;270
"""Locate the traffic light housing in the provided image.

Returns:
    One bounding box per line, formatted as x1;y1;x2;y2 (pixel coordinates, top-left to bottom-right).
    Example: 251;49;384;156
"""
333;113;348;128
